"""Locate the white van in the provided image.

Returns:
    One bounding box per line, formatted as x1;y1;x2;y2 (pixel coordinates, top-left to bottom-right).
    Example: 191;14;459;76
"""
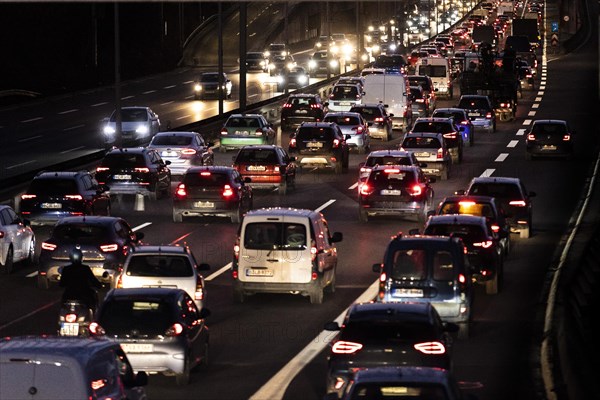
232;208;343;304
0;336;147;400
416;57;453;99
361;73;413;132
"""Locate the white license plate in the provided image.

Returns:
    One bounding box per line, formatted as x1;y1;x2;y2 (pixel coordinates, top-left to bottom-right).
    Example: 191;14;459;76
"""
41;203;62;209
414;152;430;157
162;151;177;157
340;102;351;106
234;131;249;135
246;268;273;277
542;145;557;150
468;112;480;117
295;110;308;114
393;288;424;297
121;343;154;353
380;189;401;195
113;174;132;180
247;165;266;171
193;201;214;208
59;322;79;336
306;142;323;148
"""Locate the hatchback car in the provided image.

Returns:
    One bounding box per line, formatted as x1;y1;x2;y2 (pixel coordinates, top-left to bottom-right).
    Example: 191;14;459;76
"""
460;176;536;238
280;93;326;131
323;112;370;154
373;233;472;337
349;103;394;141
0;205;35;274
526;119;574;159
358;165;435;223
358;149;424;187
102;106;161;147
95;147;171;200
407;75;437;112
232;145;296;194
173;166;253;223
20;171;111;226
328;84;363;112
409;85;428;118
410;117;464;164
91;288;210;386
275;65;309;91
324;302;457;395
400;132;452;180
422;215;506;295
194;72;232;100
457;95;496;133
432;108;475;147
147;131;214;176
288;122;350;174
117;245;210;310
38;216;144;289
219;114;275;151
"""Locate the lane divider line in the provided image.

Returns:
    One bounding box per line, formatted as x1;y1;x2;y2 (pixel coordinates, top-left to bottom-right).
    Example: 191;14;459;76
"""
26;271;38;278
315;199;336;213
523;119;532;126
538;91;545;96
348;182;358;190
58;109;78;115
18;135;42;143
0;301;59;332
205;262;232;281
21;117;43;123
495;153;508;162
59;146;85;154
63;125;85;131
121;96;134;100
532;104;540;109
507;140;519;148
91;102;108;107
480;169;495;177
517;129;526;136
528;111;537;117
133;222;152;232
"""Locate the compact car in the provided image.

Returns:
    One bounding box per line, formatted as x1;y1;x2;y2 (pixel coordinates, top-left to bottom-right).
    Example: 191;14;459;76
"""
102;106;161;147
194;72;232;100
526;119;574;159
323;111;370;154
147;131;214;176
349;103;394;142
232;145;296;194
400;132;452;180
219;114;275;151
0;205;35;274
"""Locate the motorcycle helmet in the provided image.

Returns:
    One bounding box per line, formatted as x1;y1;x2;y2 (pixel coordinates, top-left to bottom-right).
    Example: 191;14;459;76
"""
70;248;83;265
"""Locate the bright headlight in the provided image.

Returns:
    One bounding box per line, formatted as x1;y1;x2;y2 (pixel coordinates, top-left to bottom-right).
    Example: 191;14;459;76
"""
316;42;322;48
373;45;380;52
276;76;284;84
298;75;308;84
264;51;270;57
136;125;149;134
308;60;317;69
287;62;295;70
331;45;339;54
342;44;353;54
389;44;397;51
103;126;115;135
194;84;202;92
361;54;369;61
281;51;287;57
330;60;339;68
269;63;275;70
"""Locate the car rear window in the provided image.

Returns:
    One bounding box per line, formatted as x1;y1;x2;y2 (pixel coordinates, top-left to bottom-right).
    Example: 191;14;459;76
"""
412;121;454;134
28;178;78;196
458;97;490;110
433;111;466;122
368;169;417;189
365;156;412;167
102;153;146;168
468;183;522;199
244;222;307;250
183;171;229;187
324;115;361;126
408;77;432;91
296;127;334;141
199;74;219;82
424;223;487;243
111;109;147;122
402;136;442;149
433;251;455;281
287;97;316;107
53;224;109;243
126;255;193;277
418;65;447;78
350;383;449;399
236;148;278;163
350;107;383;119
151;135;193;146
391;249;427;281
99;299;173;335
340;319;434;344
225;117;261;128
331;85;359;100
531;123;567;136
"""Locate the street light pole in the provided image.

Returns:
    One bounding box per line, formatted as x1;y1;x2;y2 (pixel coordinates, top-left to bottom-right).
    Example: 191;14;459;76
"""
114;2;122;148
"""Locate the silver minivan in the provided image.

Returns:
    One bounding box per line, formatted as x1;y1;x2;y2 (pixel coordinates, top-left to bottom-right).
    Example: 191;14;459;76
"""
232;208;343;304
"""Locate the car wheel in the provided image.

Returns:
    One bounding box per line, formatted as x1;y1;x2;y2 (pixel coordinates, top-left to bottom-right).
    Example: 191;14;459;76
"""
37;274;49;289
26;239;36;266
309;285;324;304
148;188;158;201
358;208;369;223
231;207;242;224
334;161;343;174
485;273;499;295
233;289;245;304
1;246;14;274
493;122;497;133
219;146;227;153
175;356;191;386
441;168;449;181
417;209;427;225
173;211;183;223
278;181;287;195
458;322;469;339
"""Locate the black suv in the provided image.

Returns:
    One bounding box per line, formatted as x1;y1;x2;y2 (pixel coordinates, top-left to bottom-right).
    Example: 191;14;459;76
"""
288;122;350;174
358;165;434;223
173;166;253;223
459;176;536;239
324;302;457;395
95;147;171;200
20;171;111;226
410;117;464;164
349;103;393;141
280;93;326;131
37;216;144;289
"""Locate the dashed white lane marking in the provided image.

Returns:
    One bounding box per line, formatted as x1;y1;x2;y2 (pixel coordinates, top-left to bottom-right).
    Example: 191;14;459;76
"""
160;101;174;106
539;86;546;90
517;129;526;136
538;91;545;96
480;168;495;177
163;85;176;89
495;153;509;162
528;111;537;116
18;135;42;142
26;271;38;278
59;146;85;154
205;263;232;281
348;182;358;190
523;119;532;126
532;103;540;109
315;199;336;213
182;80;194;84
63;124;85;131
535;97;543;101
58;109;78;115
133;222;152;231
176;114;191;120
91;102;108;107
121;95;134;100
0;301;59;331
5;160;36;169
143;90;156;95
22;117;43;123
507;140;519;148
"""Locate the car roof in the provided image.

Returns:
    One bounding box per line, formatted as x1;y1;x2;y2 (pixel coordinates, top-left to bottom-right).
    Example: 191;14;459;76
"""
106;287;185;300
239;145;281;151
287;93;319;99
324;111;363;118
370;165;420;172
348;302;434;322
34;171;82;179
153;131;197;137
131;245;189;255
55;216;121;226
106;147;147;155
531;119;568;126
404;131;444;139
367;149;414;157
351;103;385;108
470;176;522;185
427;214;488;225
228;113;262;118
414;117;453;123
298;121;337;128
440;195;497;204
185;165;234;174
460;94;488;99
245;207;317;218
433;108;466;113
352;366;453;385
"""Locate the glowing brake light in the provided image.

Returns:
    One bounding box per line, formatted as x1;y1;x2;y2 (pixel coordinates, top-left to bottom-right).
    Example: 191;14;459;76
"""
473;240;493;248
383;168;400;174
458;273;466;284
100;244;118;252
485;112;493;119
89;322;104;336
21;194;37;200
41;242;57;251
176;183;187;198
359;183;373;196
181;148;197;155
195;278;204;301
437;148;443;159
220;128;228;135
96;167;109;172
65;195;83;200
332;341;363;354
283;103;292;108
91;379;105;391
310;240;318;261
509;200;526;207
409;184;422;196
379;272;387;282
255;129;264;136
65;313;77;323
491;224;500;233
134;167;150;173
333;138;340;148
563;134;571;141
289;138;297;147
374;117;384;122
165;323;184;336
527;133;536;141
443;132;456;139
414;341;446;354
222;184;234;198
458;201;475;208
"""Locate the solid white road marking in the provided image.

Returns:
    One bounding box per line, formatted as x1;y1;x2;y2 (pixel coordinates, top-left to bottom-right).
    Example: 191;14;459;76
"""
60;146;85;154
160;101;174;106
348;182;358;190
58;109;78;115
480;169;495;177
6;160;36;169
121;95;134;100
91;102;108;107
133;222;152;232
0;301;59;331
176;115;191;120
495;153;509;162
528;111;537;116
22;117;43;123
507;140;519;148
315;199;336;213
18;135;42;142
63;124;85;131
205;262;232;281
523;119;532;126
517;129;526;136
532;103;540;109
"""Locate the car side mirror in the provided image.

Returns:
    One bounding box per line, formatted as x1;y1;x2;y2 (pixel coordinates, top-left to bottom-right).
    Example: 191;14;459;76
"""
324;321;340;331
198;263;210;271
331;232;343;243
135;232;145;241
372;263;382;273
199;307;211;319
455;189;466;195
345;134;351;141
408;228;420;235
164;160;171;165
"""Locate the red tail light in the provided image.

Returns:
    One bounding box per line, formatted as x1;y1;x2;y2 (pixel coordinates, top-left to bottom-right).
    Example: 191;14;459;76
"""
437;148;443;159
221;128;228;135
443;132;456;139
383;168;400;174
89;322;105;336
415;98;425;103
563;134;571;141
116;274;123;288
176;183;187;198
332;341;363;354
21;194;36;200
473;240;493;248
233;237;240;260
458;273;466;284
222;184;234;198
41;242;57;251
485;112;493;119
509;200;526;207
379;272;387;282
409;184;422;196
359;183;373;196
0;231;4;239
283;103;292;108
65;195;83;200
310;240;318;261
490;224;500;233
289;138;297;148
100;244;118;252
414;341;446;354
353;126;364;133
165;323;184;336
96;167;109;172
333;139;340;148
65;313;77;323
526;74;532;78
255;129;264;136
310;104;321;109
360;167;372;173
195;277;204;301
374;117;384;122
458;201;475;208
527;133;536;141
134;167;150;173
181;148;197;155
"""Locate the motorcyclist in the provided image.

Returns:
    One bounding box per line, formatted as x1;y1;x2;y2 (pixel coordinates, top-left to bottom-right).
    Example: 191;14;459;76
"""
60;248;102;312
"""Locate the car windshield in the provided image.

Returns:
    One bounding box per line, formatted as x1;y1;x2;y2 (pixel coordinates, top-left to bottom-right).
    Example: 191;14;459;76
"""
412;122;454;134
110;109;148;122
243;222;307;250
126;255;193;277
151;135;193;146
531;123;567;136
331;85;359;99
99;299;173;335
225;117;261;128
287;97;316;107
418;65;447;78
365;156;412;167
458;97;490;109
468;183;522;199
247;53;262;59
350;107;383;119
200;74;220;82
183;171;228;187
28;178;78;195
349;383;449;400
236;148;278;163
296;127;334;141
402;136;442;149
53;224;109;243
368;169;417;189
324;115;361;126
102;153;146;168
424;223;488;243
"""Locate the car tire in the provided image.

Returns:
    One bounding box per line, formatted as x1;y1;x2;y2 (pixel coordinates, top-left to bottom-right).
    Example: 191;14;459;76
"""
148;188;158;202
231;207;242;224
173;211;183;223
1;246;14;274
326;270;336;294
309;285;324;304
418;209;427;225
26;239;36;266
201;341;209;367
279;181;287;196
493;122;497;133
358;208;369;223
458;322;469;339
485;273;499;295
175;357;191;386
233;289;245;304
37;274;49;289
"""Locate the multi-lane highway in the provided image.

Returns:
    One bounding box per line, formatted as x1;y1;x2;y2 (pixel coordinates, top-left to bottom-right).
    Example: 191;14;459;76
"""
1;2;598;400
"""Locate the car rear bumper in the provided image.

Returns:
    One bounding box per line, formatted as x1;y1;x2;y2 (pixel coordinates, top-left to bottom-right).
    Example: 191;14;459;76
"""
38;262;119;284
20;211;86;226
419;162;448;177
107;183;154;196
124;350;186;375
526;144;572;156
234;280;318;296
360;201;424;216
220;137;269;149
295;155;338;169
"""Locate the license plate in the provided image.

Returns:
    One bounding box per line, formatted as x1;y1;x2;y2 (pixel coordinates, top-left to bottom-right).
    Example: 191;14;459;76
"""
393;288;424;297
193;201;214;208
162;151;177;157
306;142;323;148
41;203;62;209
468;112;479;117
542;145;557;150
247;165;266;171
415;152;430;157
59;322;79;336
340;102;351;106
246;268;273;277
295;110;308;114
113;174;131;180
121;343;154;353
380;189;401;195
234;131;249;135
